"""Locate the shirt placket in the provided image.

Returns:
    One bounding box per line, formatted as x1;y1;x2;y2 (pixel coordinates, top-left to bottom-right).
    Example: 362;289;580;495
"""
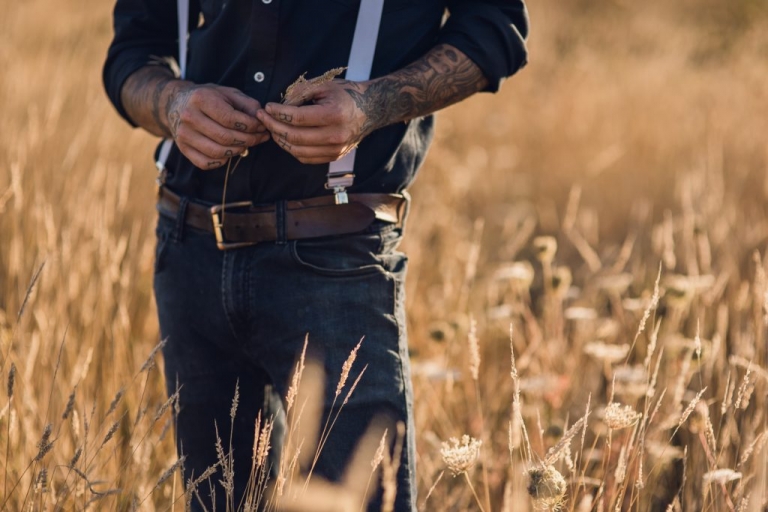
247;0;281;103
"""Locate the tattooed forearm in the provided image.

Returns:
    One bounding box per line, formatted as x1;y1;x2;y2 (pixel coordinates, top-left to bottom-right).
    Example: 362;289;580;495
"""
121;66;187;138
344;44;488;136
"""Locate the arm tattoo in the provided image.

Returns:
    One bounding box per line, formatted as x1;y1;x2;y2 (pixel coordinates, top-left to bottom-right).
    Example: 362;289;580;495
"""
151;75;174;132
121;66;179;138
167;87;196;139
344;44;488;136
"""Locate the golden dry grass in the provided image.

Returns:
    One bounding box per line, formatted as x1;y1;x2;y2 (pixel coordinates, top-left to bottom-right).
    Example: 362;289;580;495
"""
2;0;768;510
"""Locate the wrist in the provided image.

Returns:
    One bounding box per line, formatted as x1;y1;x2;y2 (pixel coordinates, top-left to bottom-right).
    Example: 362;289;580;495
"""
161;80;195;136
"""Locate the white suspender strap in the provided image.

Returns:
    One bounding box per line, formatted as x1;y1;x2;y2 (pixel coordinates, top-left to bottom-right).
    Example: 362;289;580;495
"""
326;0;385;204
156;0;190;177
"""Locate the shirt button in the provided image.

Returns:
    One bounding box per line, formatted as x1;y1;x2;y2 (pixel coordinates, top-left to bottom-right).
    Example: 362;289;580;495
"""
254;71;265;83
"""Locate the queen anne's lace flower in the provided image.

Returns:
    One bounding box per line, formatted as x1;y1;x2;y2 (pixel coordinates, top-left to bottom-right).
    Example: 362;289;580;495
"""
603;402;642;430
440;435;482;476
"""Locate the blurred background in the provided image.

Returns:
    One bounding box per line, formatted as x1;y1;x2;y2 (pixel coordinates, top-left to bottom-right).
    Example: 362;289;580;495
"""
2;0;768;510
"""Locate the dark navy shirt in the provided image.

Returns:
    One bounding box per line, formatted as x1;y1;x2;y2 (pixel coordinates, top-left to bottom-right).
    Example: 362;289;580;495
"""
103;0;529;204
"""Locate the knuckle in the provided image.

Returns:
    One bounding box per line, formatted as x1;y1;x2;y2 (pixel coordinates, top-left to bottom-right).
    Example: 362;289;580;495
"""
179;109;194;123
329;107;344;123
213;129;230;144
189;89;206;104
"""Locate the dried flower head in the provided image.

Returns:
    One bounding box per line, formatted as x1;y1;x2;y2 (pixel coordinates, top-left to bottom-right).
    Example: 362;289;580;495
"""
495;261;535;291
603;403;642;430
533;236;558;263
584;341;630;363
552;267;573;297
564;307;598;321
595;273;634;294
440;435;482;476
702;468;742;485
527;464;566;507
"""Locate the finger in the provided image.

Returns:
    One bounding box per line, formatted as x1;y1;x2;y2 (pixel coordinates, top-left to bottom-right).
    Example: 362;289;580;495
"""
218;87;262;117
258;114;345;147
262;102;340;127
185;110;263;147
178;128;250;160
177;141;226;171
270;131;347;161
218;88;268;133
196;93;263;133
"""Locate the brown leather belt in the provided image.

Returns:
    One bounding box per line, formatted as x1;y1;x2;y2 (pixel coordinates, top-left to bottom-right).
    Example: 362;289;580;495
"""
157;186;409;250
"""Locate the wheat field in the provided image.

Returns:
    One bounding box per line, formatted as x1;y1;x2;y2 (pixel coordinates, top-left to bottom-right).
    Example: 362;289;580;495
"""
2;0;768;510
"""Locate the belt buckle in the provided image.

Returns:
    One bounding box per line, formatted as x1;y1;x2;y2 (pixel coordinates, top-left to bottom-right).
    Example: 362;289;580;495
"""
210;201;257;250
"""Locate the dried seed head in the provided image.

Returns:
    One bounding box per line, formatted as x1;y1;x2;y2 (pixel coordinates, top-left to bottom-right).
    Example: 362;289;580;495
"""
155;456;186;490
552;266;572;297
468;317;480;381
7;363;16;399
603;403;642;430
35;468;48;493
678;388;707;429
440;435;482;476
106;389;124;418
230;381;240;421
286;336;308;414
527;465;566;506
69;447;83;468
533;236;557;263
372;429;388;470
255;419;273;469
102;420;120;447
282;67;347;106
62;387;76;420
337;338;363;398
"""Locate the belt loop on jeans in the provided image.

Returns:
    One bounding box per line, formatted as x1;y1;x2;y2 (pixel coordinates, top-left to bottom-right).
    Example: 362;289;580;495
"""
173;196;189;243
276;200;287;245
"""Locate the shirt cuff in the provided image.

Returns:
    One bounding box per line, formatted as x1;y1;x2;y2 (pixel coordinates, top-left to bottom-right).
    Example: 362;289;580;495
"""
437;8;529;93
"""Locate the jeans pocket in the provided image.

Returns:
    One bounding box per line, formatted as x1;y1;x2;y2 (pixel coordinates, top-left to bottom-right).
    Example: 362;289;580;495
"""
290;229;393;278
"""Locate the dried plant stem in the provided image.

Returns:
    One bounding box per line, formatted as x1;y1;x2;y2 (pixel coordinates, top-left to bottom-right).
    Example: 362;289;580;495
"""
463;472;486;512
305;365;368;488
420;470;444;511
472;380;492;512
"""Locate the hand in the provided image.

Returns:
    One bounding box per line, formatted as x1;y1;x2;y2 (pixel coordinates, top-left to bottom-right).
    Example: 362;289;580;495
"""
166;83;270;170
256;80;375;165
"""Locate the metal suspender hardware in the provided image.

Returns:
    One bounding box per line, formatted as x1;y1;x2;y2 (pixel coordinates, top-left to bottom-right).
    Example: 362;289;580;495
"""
326;0;385;204
157;0;385;206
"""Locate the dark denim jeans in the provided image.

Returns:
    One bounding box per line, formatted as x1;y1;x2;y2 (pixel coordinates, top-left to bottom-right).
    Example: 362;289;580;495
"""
153;202;416;511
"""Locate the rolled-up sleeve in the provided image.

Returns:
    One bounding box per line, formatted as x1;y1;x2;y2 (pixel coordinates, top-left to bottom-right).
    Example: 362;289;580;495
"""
438;0;529;92
103;0;193;125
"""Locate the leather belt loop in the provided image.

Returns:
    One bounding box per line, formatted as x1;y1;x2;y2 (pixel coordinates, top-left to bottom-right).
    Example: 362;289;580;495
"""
276;200;287;245
173;196;189;243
